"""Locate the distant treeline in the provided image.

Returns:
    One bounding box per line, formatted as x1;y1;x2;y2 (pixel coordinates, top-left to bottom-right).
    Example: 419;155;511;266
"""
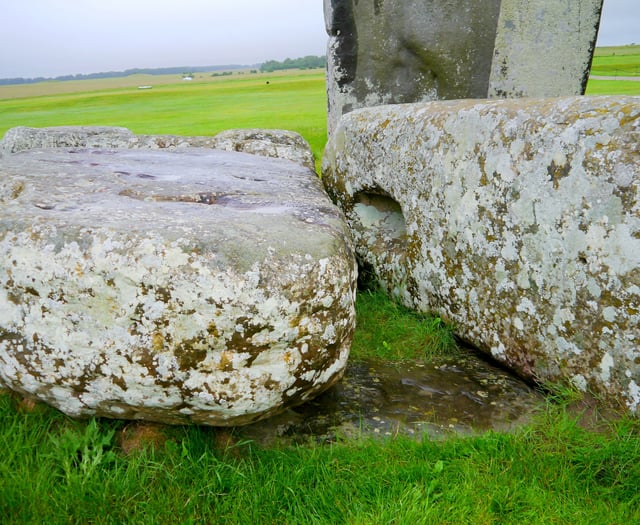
260;55;326;73
0;65;249;86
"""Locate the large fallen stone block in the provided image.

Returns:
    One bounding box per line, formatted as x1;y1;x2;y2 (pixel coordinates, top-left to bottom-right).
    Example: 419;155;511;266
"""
323;96;640;412
0;147;356;425
0;126;315;170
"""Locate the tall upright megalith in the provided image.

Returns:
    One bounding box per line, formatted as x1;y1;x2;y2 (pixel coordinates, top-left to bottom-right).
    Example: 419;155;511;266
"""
325;0;604;134
489;0;604;98
325;0;502;134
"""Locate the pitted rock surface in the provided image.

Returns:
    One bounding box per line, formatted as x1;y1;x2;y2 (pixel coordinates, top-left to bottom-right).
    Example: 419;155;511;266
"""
0;147;357;425
0;126;315;170
323;95;640;413
325;0;603;134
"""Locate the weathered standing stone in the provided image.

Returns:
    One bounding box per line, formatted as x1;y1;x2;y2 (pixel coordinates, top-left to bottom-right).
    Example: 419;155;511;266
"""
325;0;604;134
489;0;604;98
325;0;501;134
323;96;640;412
0;126;316;170
0;147;357;425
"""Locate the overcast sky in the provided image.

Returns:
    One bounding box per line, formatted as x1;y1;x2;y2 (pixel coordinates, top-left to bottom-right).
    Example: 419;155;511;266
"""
0;0;637;79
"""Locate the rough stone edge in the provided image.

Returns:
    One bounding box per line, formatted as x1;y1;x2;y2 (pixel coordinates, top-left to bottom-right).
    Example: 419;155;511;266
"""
0;125;316;171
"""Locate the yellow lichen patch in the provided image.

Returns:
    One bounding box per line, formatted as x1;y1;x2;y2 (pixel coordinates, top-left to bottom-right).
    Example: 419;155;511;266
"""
10;181;24;200
151;332;165;351
207;322;219;338
218;351;234;372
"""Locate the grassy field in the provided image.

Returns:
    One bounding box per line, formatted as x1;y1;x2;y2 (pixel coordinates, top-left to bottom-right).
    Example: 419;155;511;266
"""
586;44;640;95
586;78;640;95
590;44;640;77
0;69;328;169
1;55;640;523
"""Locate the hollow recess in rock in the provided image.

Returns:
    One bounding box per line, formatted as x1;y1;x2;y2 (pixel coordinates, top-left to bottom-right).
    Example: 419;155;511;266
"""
350;190;409;296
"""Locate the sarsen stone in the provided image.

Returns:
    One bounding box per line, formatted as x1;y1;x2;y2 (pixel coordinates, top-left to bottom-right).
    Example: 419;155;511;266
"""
0;147;357;425
323;95;640;412
0;125;315;170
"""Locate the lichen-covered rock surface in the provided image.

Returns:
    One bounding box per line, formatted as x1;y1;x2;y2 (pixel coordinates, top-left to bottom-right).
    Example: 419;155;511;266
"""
488;0;603;98
210;129;316;171
0;126;315;170
0;147;357;425
323;95;640;412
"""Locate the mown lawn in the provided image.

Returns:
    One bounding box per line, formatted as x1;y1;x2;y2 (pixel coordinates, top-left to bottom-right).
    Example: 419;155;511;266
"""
0;70;328;168
590;44;640;77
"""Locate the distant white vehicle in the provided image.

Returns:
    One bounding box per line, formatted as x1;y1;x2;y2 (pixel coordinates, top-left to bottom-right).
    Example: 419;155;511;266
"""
137;85;153;89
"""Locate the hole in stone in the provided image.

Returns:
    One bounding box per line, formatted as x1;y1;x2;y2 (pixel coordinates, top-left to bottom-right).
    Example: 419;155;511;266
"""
353;191;407;245
351;190;409;296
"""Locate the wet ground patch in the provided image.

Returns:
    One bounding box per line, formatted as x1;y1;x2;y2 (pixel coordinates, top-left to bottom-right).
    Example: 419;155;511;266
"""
234;349;544;446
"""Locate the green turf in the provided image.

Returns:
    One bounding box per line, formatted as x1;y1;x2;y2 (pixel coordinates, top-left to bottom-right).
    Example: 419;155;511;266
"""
591;45;640;75
586;45;640;94
352;289;457;361
585;79;640;95
0;70;328;170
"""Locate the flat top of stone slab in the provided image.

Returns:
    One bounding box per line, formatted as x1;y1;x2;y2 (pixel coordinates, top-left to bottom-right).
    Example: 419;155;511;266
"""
1;147;344;272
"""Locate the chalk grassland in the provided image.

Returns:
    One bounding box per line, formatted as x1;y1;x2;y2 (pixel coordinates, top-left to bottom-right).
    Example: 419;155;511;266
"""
0;69;328;167
1;54;640;522
591;44;640;76
586;44;640;95
586;78;640;95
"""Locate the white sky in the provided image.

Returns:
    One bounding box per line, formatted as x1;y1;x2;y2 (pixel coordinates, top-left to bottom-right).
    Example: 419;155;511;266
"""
0;0;637;79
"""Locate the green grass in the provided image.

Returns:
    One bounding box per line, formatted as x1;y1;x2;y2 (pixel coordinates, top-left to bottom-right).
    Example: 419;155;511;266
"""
0;70;328;170
585;79;640;95
591;44;640;77
1;376;639;523
352;289;457;361
587;44;640;95
1;60;640;524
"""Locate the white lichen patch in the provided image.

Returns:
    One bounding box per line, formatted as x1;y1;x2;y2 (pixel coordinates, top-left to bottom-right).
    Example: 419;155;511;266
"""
323;95;640;413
